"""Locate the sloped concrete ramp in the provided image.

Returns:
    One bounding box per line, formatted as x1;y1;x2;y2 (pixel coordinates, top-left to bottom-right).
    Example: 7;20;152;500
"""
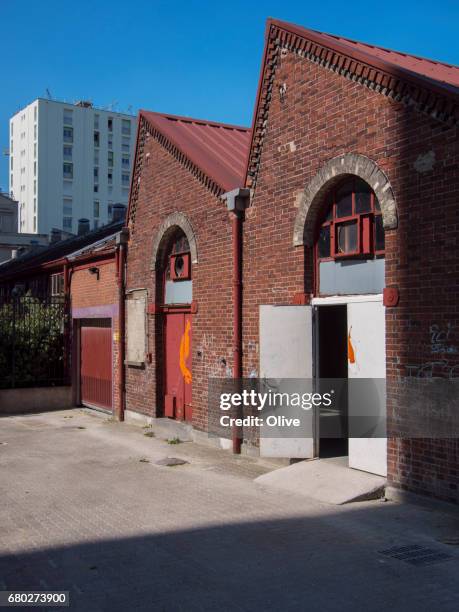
255;458;386;505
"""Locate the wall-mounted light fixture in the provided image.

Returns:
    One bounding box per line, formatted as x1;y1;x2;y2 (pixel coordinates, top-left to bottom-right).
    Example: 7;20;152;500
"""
88;266;100;280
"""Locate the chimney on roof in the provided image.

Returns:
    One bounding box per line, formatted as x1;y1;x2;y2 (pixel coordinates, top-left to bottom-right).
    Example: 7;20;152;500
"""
78;218;90;236
49;228;62;244
111;203;127;223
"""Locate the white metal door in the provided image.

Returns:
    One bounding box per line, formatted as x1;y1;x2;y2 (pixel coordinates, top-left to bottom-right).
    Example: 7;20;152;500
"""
347;299;387;476
259;305;314;458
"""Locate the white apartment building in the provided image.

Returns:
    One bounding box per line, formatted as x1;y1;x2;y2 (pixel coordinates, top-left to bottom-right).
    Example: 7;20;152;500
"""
9;99;137;235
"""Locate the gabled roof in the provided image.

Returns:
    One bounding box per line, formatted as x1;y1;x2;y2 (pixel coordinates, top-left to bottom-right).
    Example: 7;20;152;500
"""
140;111;251;193
246;18;459;187
315;29;459;91
128;111;251;223
273;20;459;94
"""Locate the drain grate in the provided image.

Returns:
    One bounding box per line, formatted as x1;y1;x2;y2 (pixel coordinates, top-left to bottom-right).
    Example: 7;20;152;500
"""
379;544;454;566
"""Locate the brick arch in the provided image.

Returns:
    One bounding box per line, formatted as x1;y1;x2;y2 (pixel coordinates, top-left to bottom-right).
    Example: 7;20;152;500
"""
150;212;198;270
293;153;398;247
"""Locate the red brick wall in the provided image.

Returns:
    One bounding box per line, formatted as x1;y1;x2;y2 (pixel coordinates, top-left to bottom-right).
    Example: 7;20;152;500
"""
71;258;121;414
71;260;118;309
126;133;234;431
244;50;458;503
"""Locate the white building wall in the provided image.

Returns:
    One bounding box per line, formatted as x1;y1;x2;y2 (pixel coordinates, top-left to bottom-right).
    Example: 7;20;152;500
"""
9;99;137;235
9;104;37;233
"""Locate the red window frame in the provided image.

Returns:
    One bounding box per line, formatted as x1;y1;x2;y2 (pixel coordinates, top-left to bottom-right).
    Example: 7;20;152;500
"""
162;230;192;307
170;251;191;281
50;273;64;296
314;178;385;293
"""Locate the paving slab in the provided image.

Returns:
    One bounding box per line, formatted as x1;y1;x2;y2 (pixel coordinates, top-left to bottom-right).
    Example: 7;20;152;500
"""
0;408;458;612
255;457;386;504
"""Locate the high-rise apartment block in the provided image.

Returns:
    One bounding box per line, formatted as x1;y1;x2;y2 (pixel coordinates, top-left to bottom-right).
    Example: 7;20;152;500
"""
9;99;137;234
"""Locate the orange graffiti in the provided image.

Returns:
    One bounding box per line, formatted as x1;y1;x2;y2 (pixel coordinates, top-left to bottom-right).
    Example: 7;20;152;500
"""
347;327;356;364
179;320;192;384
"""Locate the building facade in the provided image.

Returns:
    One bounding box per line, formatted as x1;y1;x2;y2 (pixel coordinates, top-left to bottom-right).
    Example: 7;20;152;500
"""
9;99;136;235
241;20;459;502
124;111;250;431
0;221;125;417
123;21;459;505
2;19;458;506
0;191;48;263
68;228;125;417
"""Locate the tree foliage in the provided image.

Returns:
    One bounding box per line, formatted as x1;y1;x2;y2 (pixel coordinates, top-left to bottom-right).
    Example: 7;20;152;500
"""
0;295;68;388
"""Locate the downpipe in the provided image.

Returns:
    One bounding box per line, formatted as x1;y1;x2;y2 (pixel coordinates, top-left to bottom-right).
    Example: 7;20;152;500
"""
116;228;129;421
224;188;250;454
231;211;243;454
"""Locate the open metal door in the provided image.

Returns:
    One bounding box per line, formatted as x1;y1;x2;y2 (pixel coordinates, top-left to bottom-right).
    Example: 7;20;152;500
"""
347;299;387;476
259;305;315;458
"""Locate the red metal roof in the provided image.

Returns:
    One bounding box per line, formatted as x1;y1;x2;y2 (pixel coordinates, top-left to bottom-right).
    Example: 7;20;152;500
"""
272;19;459;93
140;110;251;192
318;31;459;90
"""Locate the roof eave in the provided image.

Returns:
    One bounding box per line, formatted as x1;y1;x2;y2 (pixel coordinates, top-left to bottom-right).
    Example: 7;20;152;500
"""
140;111;237;193
269;19;459;99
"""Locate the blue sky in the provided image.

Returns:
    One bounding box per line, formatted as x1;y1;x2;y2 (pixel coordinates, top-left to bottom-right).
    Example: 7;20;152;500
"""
1;0;458;190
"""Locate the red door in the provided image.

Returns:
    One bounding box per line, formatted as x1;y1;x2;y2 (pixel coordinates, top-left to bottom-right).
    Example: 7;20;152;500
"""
80;320;112;411
164;311;192;421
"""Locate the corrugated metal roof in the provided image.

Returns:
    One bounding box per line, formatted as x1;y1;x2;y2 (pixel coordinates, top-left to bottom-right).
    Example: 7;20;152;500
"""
140;111;251;192
66;232;119;261
272;20;459;93
318;31;459;90
0;221;124;280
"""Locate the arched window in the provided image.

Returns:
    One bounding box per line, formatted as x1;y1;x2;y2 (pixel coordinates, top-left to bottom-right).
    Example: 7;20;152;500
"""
316;178;385;260
163;229;192;305
315;178;385;295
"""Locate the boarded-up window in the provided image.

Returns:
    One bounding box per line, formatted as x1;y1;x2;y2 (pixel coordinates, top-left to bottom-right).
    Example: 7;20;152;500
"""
126;290;147;365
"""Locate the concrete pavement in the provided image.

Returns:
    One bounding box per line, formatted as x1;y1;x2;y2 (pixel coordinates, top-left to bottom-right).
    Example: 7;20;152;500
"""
0;408;458;611
255;456;386;504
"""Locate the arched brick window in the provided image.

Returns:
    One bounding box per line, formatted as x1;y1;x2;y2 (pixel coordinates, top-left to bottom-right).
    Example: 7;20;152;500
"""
163;228;192;305
314;178;385;295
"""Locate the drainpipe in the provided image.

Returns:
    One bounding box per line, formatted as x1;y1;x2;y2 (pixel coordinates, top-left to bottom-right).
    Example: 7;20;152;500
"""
63;260;70;296
116;228;129;421
224;188;250;454
63;259;71;384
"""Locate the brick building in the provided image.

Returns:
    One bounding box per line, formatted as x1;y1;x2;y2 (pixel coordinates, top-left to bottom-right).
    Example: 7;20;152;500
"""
67;225;127;417
125;20;458;504
0;220;127;417
124;111;250;432
4;18;456;505
240;20;458;502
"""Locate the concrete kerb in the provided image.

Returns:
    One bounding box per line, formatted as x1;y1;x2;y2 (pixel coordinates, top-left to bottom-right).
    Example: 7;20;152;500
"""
0;386;73;416
123;409;289;466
